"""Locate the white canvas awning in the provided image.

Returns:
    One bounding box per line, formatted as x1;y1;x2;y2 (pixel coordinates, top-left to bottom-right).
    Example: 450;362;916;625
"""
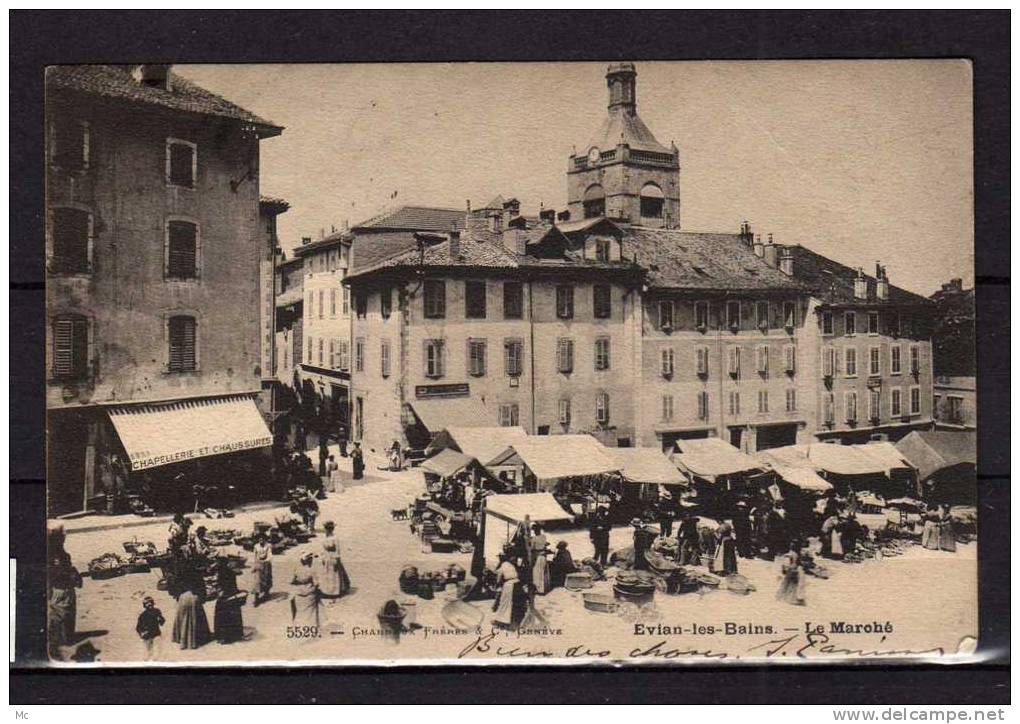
611;447;687;486
806;443;887;476
107;395;272;471
486;435;619;482
672;437;763;479
420;448;474;478
852;442;913;475
407;397;490;431
484;492;575;524
427;425;528;465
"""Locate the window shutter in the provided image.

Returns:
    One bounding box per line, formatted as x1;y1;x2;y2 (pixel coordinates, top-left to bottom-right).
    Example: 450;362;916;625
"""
728;347;740;377
696;346;708;376
53;319;74;377
784;344;796;373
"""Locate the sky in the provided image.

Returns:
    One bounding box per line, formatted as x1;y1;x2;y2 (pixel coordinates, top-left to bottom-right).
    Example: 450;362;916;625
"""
180;60;973;296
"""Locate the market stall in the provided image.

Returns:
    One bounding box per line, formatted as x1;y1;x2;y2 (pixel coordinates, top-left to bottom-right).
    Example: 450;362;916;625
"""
426;425;529;490
803;442;906;498
671;437;769;517
609;446;690;522
481;493;575;568
895;430;976;505
756;446;833;532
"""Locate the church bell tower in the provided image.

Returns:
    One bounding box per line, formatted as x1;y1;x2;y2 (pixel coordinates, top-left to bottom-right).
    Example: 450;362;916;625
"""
566;63;681;228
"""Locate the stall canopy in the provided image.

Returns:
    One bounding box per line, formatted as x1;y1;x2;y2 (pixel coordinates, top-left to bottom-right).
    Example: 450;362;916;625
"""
427;425;528;466
672;437;763;479
484;493;576;525
486;435;619;483
804;442;887;476
420;448;474;478
407;397;490;432
895;430;976;482
107;395;272;472
853;442;913;475
611;447;687;486
756;448;832;492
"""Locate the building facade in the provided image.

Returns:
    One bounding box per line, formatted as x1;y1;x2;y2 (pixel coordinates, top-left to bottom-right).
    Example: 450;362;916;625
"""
273;255;304;387
930;279;976;430
45;64;282;515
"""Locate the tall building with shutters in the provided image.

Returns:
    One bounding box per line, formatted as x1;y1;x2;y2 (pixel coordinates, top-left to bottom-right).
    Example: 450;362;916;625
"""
45;65;283;515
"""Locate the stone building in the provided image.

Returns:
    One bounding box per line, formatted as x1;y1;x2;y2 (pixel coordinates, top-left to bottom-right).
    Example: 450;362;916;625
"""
273;254;304;388
930;278;976;430
258;196;289;417
45;64;282;515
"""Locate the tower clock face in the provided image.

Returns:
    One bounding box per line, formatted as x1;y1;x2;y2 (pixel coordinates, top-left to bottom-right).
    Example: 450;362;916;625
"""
588;146;600;164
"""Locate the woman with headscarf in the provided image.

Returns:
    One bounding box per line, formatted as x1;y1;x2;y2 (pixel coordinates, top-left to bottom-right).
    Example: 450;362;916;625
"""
213;561;245;644
47;524;82;657
289;551;321;629
171;559;211;650
820;513;843;559
317;521;352;600
549;541;578;589
921;505;940;550
249;533;273;606
713;522;738;575
937;504;957;552
491;551;523;630
776;541;806;606
530;523;552;595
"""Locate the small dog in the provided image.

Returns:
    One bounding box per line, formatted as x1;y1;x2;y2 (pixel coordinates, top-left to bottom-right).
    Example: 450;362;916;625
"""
391;508;409;521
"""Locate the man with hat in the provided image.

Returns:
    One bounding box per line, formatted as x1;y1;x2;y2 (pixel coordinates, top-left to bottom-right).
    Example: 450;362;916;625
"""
588;507;612;566
631;517;654;571
655;490;675;539
732;500;755;558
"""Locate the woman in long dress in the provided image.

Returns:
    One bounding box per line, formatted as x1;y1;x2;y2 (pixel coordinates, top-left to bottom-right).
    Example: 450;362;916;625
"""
776;542;806;606
171;562;211;650
289;551;321;629
821;514;843;559
213;562;245;644
713;522;738;575
921;508;940;549
530;524;551;595
47;525;82;657
937;505;957;552
249;535;273;606
491;553;522;629
549;541;577;589
317;521;352;599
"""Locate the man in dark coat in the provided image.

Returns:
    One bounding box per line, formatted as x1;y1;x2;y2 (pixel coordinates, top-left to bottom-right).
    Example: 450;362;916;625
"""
677;510;700;565
631;518;654;571
351;442;365;480
588;508;611;566
732;500;755;558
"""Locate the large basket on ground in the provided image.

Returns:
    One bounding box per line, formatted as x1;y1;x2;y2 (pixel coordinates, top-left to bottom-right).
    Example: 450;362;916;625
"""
582;592;619;614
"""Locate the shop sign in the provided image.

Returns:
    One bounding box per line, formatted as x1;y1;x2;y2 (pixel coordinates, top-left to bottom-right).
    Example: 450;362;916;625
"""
415;383;469;399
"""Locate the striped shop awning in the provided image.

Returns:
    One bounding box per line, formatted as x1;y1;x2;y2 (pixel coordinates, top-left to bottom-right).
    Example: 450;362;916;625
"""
107;395;272;471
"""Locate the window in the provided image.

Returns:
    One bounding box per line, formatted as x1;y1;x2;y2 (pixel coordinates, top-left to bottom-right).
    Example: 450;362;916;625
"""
499;403;520;427
318;290;324;319
845;391;858;423
727;301;741;330
658;300;674;330
869;389;881;421
504;339;523;377
594;337;611;371
329;289;337;317
869;346;881;376
467;339;487;376
380;288;392;319
910;386;921;415
822;347;837;378
756;345;769;375
661;395;674;422
593;284;612;319
756;301;769;330
891;388;903;417
661;348;675;377
639;183;665;219
167;315;197;372
757;389;769;414
424;339;444;378
52;315;89;379
695;301;710;330
868;312;880;335
728;391;740;416
583;185;605;218
558;398;571;426
342;287;351;316
822;311;834;336
595;392;610;425
696;391;709;421
424;280;446;319
354;338;365;372
946;396;964;425
465;281;487;319
891;345;902;375
845;311;856;336
337;340;350;371
52;119;89;171
328;339;334;369
696;346;709;376
594;238;611;262
305;336;312;364
380;340;391;377
355;292;367;319
503;281;523;319
783;344;796;374
318;337;324;366
909;345;920;375
824;393;835;425
556;338;574;373
166;139;196;188
728;347;741;377
933;395;941;420
785;388;797;412
890;312;901;337
783;301;796;329
844;347;857;377
50;207;92;274
556;285;574;319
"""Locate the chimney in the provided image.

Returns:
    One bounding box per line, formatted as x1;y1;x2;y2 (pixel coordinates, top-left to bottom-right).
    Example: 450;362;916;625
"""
301;236;312;245
448;227;461;260
557;210;571;222
875;262;889;300
763;234;778;268
606;62;637;114
853;268;868;299
539;208;556;224
753;234;764;258
138;64;172;91
503;198;521;220
739;220;753;246
779;249;794;276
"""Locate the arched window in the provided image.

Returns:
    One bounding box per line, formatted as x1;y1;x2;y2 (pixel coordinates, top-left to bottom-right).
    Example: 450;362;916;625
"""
583;184;605;219
639;183;664;219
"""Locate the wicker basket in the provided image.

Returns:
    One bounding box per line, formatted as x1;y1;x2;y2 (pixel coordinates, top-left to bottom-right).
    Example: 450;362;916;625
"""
565;572;593;591
583;593;619;614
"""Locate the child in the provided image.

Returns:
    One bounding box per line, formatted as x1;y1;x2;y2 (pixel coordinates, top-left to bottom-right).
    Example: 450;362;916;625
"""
136;596;165;660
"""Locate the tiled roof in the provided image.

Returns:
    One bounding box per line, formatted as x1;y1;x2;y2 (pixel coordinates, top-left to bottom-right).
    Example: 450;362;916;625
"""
351;206;465;233
293;231;350;257
623;227;806;292
586;108;674;156
259;195;290;212
784;245;930;306
46;65;282;136
354;229;520;276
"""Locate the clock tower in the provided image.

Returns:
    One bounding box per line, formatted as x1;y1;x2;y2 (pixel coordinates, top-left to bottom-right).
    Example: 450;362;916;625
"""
566;63;681;228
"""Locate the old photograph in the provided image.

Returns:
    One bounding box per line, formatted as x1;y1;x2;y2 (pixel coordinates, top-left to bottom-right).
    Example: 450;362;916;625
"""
44;59;977;666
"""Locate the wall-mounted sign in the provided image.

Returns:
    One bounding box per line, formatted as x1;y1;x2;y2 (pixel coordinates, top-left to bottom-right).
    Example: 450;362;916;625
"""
415;383;469;399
